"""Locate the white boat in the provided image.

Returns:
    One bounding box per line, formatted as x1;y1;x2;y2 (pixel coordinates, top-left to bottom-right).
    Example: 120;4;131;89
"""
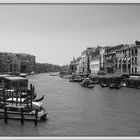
5;104;47;121
1;98;47;121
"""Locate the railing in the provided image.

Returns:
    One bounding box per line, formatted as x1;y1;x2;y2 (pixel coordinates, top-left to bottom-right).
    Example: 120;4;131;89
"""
0;107;38;126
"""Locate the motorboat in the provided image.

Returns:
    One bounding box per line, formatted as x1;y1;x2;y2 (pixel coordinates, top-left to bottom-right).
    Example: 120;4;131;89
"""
1;100;47;121
109;84;115;89
80;78;94;88
100;83;107;87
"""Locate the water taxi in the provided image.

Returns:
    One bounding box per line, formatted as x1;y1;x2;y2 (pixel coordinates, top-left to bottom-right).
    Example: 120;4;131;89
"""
80;78;95;88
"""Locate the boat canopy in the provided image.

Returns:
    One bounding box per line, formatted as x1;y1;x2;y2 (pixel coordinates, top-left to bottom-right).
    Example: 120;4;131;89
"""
3;76;28;81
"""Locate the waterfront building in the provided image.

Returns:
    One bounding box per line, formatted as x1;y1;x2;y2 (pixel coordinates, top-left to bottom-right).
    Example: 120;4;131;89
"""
77;47;95;75
116;42;140;75
69;57;78;74
76;56;82;74
103;44;125;74
0;52;20;73
0;52;36;74
16;53;36;74
90;47;100;75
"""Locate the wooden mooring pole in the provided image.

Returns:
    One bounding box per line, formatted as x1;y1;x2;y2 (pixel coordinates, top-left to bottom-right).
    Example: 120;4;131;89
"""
34;109;38;126
4;107;7;124
21;108;24;125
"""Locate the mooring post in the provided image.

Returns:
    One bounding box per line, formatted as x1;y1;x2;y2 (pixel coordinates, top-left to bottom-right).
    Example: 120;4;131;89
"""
35;109;38;126
30;84;32;91
21;108;24;125
12;92;13;106
30;93;32;110
20;92;22;106
32;86;35;97
16;91;18;107
4;107;7;124
3;89;6;106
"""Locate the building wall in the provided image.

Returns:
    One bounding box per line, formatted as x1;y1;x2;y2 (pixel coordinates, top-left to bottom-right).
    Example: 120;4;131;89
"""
115;45;140;75
90;59;100;75
0;52;36;74
130;46;140;74
103;44;125;74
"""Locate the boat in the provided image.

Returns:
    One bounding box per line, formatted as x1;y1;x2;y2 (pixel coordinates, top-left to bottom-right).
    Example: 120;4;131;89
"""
20;91;37;99
5;104;47;121
69;79;74;82
34;95;44;102
80;78;94;88
100;83;107;87
115;84;122;89
69;76;83;82
1;98;47;121
50;74;58;76
109;84;115;89
121;82;126;87
88;84;95;88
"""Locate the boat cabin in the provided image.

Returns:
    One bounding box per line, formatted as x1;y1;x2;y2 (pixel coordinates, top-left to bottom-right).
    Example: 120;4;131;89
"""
2;76;28;91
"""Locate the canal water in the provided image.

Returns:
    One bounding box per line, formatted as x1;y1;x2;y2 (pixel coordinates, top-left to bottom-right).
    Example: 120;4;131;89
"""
1;73;140;136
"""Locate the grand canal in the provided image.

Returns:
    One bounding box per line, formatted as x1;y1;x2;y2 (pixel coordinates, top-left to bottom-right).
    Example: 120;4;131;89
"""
1;73;140;136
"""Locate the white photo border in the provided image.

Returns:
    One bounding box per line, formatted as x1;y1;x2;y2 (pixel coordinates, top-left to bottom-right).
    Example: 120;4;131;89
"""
0;1;140;140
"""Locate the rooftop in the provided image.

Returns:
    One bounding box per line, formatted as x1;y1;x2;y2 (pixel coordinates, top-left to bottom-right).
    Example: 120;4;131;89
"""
3;76;28;81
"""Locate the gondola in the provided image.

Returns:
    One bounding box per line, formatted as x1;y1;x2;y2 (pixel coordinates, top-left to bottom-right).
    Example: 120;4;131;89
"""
34;95;44;102
115;84;122;89
100;83;107;87
88;84;95;88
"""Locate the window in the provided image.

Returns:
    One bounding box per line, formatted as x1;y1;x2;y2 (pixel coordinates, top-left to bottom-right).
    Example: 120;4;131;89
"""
129;50;130;56
135;57;137;64
119;59;121;63
132;49;134;55
135;49;138;55
132;58;134;64
135;67;137;74
128;64;130;69
132;67;133;73
119;64;121;68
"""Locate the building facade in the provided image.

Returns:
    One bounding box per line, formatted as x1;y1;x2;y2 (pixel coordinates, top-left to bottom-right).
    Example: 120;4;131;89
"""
116;44;140;75
90;47;100;75
0;52;36;74
103;44;125;74
69;57;78;74
77;47;95;75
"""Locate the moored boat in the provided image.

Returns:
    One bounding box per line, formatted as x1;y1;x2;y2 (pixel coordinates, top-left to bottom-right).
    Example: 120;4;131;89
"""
100;83;107;87
80;78;94;88
88;84;95;88
115;84;122;89
5;103;47;121
109;84;115;89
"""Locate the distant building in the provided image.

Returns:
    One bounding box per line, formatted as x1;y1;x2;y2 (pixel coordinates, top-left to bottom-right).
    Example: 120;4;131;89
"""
116;43;140;75
0;52;36;74
90;47;100;75
69;57;78;74
77;47;95;75
103;44;125;74
16;53;36;74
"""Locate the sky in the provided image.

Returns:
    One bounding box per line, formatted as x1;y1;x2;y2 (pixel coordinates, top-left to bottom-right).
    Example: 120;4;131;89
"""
0;4;140;66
